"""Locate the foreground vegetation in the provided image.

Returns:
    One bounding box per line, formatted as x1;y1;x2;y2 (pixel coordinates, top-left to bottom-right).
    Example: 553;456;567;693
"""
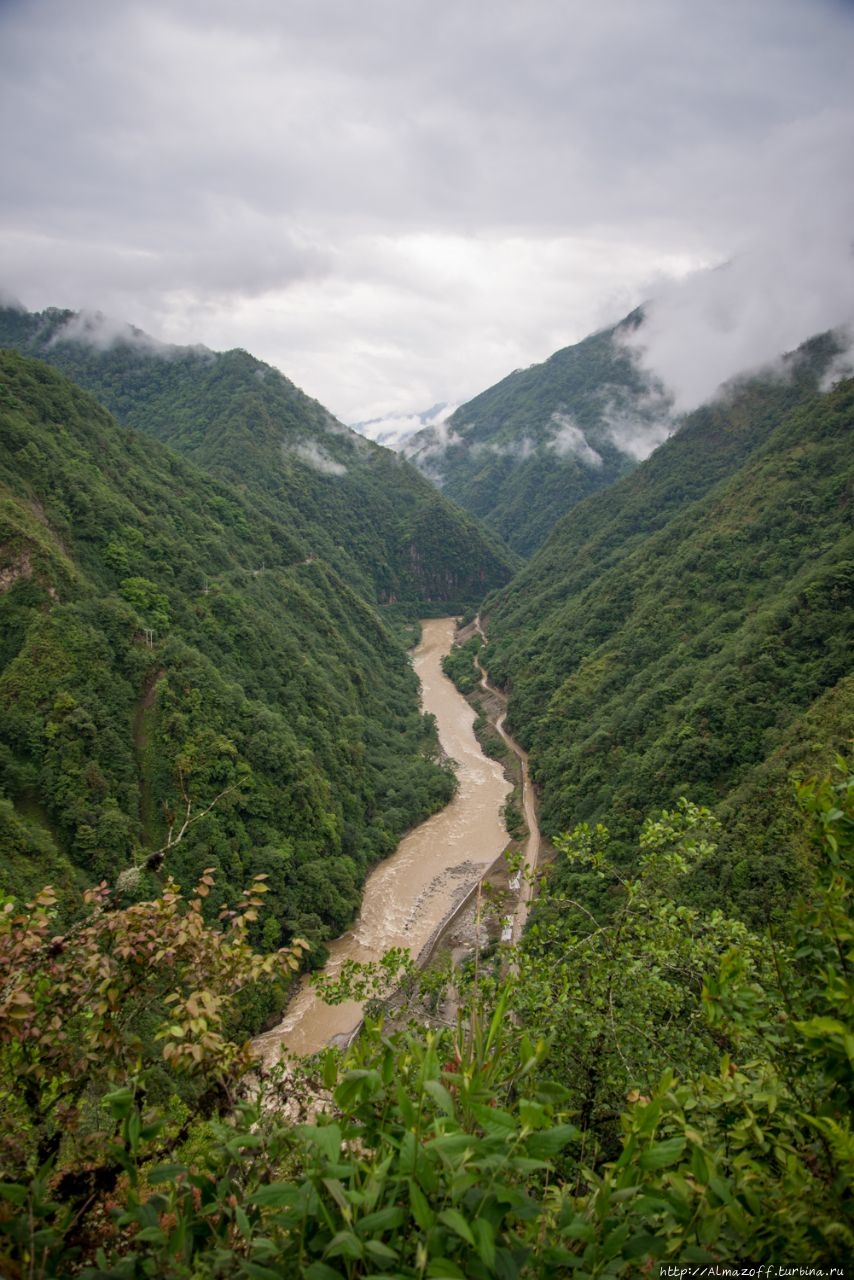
1;767;851;1275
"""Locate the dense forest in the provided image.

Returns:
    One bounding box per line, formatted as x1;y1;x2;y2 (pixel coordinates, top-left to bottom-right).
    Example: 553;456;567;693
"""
481;336;853;925
0;352;462;972
0;305;518;608
404;312;664;556
0;304;852;1274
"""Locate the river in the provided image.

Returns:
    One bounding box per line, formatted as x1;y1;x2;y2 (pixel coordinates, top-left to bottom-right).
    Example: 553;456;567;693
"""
253;616;512;1063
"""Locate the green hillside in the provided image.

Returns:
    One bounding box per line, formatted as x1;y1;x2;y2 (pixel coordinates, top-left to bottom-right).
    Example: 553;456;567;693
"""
482;339;854;922
407;313;661;555
0;304;518;607
0;352;458;963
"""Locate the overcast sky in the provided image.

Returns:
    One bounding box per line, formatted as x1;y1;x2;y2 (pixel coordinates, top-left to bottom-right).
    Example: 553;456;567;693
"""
2;0;853;423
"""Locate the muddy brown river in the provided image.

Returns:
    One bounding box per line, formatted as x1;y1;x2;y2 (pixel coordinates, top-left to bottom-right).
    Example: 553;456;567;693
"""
254;616;511;1063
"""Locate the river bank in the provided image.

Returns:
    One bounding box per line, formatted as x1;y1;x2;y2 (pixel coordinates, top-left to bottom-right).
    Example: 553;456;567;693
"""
253;616;512;1064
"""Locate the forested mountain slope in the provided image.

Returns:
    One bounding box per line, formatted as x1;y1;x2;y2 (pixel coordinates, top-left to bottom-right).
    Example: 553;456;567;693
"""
0;352;458;963
0;304;517;606
405;312;664;555
482;340;854;921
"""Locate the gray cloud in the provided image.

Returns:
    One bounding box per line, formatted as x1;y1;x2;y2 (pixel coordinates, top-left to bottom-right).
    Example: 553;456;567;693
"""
1;0;852;420
623;186;854;412
354;403;459;451
50;309;173;355
286;440;348;476
547;414;604;467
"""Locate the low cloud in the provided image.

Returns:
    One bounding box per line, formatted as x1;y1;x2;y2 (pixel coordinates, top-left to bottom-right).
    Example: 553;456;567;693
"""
547;414;603;467
596;384;676;462
469;436;537;464
819;326;854;392
354;402;459;452
51;308;210;359
286;439;347;476
623;205;854;413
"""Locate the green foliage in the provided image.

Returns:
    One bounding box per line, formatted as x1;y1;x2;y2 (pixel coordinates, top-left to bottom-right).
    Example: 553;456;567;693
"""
411;314;650;555
0;352;455;953
0;304;517;606
440;633;483;696
3;771;854;1274
0;871;307;1183
484;360;854;922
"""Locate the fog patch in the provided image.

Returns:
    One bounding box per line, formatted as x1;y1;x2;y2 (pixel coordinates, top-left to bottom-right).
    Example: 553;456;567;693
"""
50;308;212;360
286;439;348;476
354;403;460;454
622;228;854;414
467;435;535;463
819;326;854;392
547;414;603;467
404;415;465;474
593;382;677;462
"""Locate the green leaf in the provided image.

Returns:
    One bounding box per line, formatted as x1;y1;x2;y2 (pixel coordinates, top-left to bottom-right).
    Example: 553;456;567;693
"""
473;1217;496;1269
299;1122;342;1163
304;1266;344;1280
364;1238;399;1263
424;1079;456;1116
357;1206;405;1234
409;1178;435;1230
623;1233;667;1260
426;1259;466;1279
638;1137;686;1169
470;1102;517;1134
322;1177;353;1218
135;1225;167;1244
321;1049;339;1090
147;1163;187;1185
428;1133;475;1162
243;1264;289;1280
518;1099;548;1130
325;1229;364;1261
250;1182;302;1208
439;1207;475;1246
525;1123;579;1158
0;1183;28;1206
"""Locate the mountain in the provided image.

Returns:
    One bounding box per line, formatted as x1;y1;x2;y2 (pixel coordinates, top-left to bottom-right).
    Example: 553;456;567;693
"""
0;305;517;608
480;331;854;922
404;311;673;556
0;351;465;974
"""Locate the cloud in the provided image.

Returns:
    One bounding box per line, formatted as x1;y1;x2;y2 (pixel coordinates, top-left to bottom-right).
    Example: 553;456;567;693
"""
547;414;603;467
1;0;852;420
286;440;347;476
50;308;170;354
621;117;854;412
354;403;460;451
819;325;854;392
599;395;676;462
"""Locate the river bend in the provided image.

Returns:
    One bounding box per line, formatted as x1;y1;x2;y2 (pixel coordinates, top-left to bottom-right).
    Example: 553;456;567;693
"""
254;616;511;1062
